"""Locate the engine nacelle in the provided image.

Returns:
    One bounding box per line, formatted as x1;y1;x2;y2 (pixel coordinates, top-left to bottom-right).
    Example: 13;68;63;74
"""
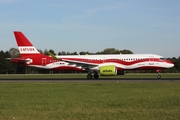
100;65;117;76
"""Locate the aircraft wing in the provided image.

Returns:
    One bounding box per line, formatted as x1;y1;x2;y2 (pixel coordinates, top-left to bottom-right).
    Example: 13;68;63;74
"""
61;59;99;67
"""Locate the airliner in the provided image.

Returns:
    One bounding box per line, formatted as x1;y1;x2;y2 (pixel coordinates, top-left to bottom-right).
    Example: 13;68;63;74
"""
9;31;174;79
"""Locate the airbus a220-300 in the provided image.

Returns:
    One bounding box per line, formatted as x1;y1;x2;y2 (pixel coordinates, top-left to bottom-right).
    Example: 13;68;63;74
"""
9;31;174;79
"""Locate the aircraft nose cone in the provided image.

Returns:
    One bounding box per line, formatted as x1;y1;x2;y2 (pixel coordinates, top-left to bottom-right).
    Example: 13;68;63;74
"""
170;63;174;67
165;60;174;68
167;62;174;68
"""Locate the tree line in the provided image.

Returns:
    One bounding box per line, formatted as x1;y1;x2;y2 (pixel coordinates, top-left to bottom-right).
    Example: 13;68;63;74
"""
0;48;179;74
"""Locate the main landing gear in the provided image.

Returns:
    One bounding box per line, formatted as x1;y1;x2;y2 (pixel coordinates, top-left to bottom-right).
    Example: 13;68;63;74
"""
156;69;161;79
87;71;99;79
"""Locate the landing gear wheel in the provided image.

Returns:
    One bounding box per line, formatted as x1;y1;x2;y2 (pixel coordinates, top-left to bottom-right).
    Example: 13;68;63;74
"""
94;73;99;79
157;75;161;79
87;74;92;79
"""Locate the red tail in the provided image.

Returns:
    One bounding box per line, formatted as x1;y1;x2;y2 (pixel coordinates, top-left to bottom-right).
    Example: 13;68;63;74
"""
14;31;33;46
14;31;40;56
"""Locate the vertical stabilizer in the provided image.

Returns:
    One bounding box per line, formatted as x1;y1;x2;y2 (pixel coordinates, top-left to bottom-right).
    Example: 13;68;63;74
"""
14;31;40;56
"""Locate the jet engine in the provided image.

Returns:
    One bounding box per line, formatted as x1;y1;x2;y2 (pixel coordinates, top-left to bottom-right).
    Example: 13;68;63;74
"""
99;65;117;76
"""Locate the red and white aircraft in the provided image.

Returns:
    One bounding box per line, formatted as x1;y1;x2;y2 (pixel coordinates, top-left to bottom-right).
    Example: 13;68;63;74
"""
10;31;174;79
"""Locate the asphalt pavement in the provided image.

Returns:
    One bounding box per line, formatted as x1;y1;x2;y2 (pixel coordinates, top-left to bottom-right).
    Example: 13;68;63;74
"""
0;78;179;82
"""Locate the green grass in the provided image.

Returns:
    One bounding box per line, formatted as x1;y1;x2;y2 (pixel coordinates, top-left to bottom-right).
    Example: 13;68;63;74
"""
0;73;180;79
0;82;180;120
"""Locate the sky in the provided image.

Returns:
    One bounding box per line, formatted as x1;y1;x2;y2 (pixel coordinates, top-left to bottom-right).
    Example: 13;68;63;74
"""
0;0;180;58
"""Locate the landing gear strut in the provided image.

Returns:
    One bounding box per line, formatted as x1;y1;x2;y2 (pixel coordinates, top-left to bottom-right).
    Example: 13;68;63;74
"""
156;69;161;79
87;71;99;79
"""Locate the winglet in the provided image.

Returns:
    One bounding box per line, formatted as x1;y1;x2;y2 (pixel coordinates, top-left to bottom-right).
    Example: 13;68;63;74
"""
48;51;58;60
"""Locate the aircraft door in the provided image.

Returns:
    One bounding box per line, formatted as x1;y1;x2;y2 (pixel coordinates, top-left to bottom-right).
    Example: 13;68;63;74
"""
149;56;154;65
42;58;47;66
103;57;106;63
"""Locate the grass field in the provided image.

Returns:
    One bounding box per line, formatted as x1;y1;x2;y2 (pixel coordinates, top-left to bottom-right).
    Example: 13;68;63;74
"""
0;82;180;120
0;73;180;79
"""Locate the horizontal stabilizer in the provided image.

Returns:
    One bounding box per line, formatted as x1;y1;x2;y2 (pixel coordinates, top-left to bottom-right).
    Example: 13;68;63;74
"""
6;58;30;63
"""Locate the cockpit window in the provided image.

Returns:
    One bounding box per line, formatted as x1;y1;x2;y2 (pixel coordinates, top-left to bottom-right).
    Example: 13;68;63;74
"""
160;58;166;60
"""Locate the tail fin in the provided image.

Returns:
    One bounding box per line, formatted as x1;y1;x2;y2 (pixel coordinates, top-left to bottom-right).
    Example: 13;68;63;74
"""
14;31;40;56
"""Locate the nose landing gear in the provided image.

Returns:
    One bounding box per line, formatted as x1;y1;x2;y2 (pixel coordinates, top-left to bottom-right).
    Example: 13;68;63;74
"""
156;69;161;79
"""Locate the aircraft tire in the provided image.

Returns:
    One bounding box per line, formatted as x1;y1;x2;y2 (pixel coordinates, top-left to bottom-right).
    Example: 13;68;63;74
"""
94;74;99;79
87;74;92;79
157;75;161;79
